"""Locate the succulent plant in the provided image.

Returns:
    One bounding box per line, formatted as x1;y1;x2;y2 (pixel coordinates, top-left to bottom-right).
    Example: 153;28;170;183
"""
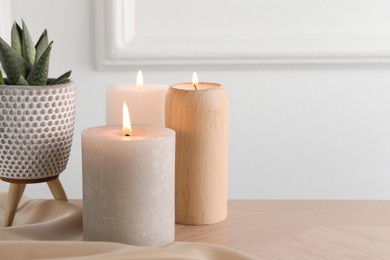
0;20;71;86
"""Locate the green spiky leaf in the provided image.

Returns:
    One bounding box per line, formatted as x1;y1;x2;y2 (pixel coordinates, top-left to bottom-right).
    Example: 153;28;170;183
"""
0;20;72;86
16;74;28;85
11;22;23;56
56;78;70;85
27;41;52;86
0;70;4;85
49;70;71;85
21;20;36;66
0;37;30;84
35;29;48;62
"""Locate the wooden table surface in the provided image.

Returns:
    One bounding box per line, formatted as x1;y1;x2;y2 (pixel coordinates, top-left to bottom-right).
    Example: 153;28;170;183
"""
175;200;390;259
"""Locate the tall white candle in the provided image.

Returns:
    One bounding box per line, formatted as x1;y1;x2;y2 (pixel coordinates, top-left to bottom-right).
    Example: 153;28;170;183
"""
81;122;175;247
106;71;167;126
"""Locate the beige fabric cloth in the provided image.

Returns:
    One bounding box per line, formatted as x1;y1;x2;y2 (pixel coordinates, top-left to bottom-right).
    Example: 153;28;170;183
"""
0;193;255;259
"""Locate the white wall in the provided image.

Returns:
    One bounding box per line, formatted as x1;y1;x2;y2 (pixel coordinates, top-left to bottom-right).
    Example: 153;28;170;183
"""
2;0;390;199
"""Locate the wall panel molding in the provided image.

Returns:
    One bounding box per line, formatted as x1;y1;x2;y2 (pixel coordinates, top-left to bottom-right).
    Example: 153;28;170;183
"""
96;0;390;70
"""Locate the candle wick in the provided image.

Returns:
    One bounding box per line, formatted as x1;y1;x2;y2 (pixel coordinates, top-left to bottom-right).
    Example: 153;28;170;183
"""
193;84;198;90
125;134;130;137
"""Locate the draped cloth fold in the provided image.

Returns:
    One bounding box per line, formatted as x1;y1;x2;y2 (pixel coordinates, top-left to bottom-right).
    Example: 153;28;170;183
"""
0;193;255;259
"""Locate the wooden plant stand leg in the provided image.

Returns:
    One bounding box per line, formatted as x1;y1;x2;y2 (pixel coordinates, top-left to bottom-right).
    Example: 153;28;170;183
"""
2;176;68;227
47;178;68;202
4;183;26;227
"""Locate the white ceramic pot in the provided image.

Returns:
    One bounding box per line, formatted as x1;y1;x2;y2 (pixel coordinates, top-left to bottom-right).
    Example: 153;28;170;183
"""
0;81;76;182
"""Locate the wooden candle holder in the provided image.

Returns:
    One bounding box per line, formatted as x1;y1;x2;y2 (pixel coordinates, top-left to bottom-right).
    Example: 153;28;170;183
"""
1;176;68;227
166;82;228;225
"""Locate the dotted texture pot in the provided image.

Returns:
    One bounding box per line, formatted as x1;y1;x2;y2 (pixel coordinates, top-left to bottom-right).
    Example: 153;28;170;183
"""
0;82;76;181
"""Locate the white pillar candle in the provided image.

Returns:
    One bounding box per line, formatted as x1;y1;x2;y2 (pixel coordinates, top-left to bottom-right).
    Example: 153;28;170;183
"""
165;73;229;225
106;71;167;126
81;124;175;247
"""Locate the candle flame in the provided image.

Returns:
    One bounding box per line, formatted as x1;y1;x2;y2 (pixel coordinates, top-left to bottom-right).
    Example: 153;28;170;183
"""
136;70;143;90
122;102;132;136
192;72;198;90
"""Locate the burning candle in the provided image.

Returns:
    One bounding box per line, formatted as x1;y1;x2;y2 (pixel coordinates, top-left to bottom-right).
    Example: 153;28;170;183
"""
166;73;229;225
82;103;175;246
106;70;167;126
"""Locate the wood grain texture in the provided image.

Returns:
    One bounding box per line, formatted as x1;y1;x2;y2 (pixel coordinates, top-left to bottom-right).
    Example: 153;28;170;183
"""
3;183;25;227
175;200;390;259
47;178;68;202
3;177;68;227
165;84;228;225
